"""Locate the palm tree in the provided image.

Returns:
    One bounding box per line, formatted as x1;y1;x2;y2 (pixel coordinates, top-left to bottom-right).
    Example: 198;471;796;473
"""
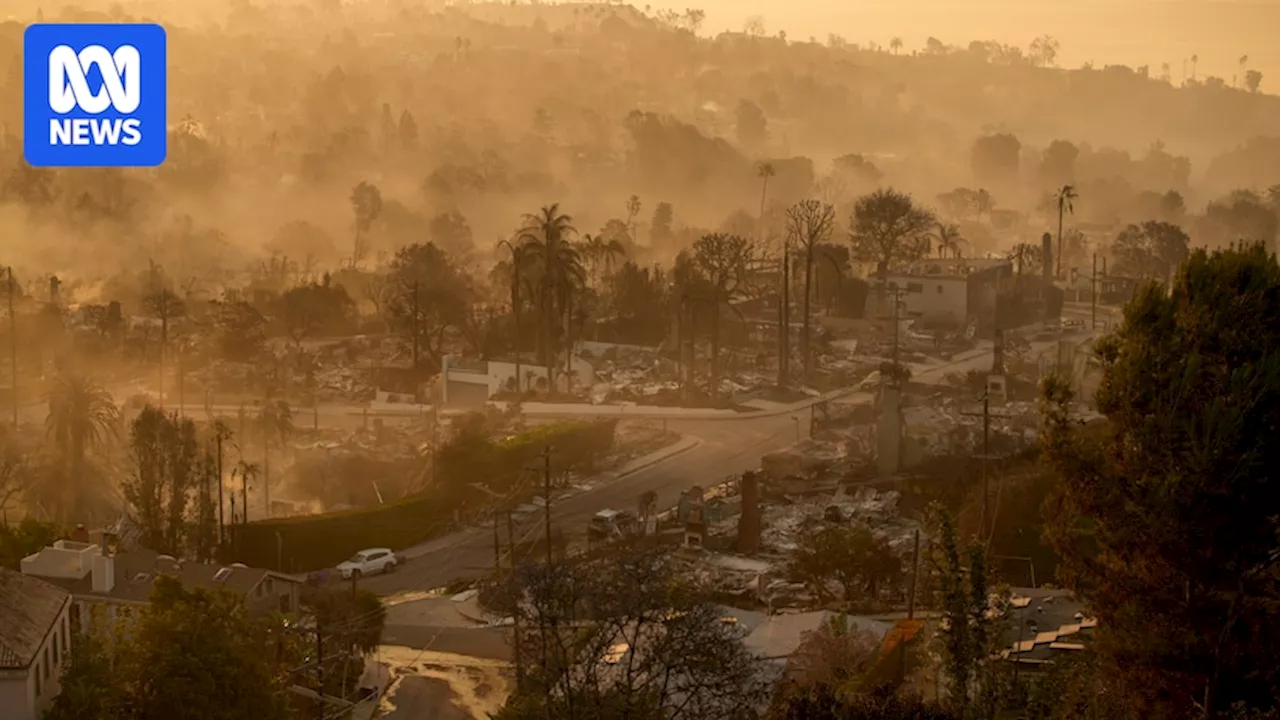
975;189;994;222
1054;185;1078;277
257;398;292;517
496;239;534;392
45;373;119;522
931;222;965;259
757;162;776;254
515;204;585;390
889;37;903;55
579;234;627;288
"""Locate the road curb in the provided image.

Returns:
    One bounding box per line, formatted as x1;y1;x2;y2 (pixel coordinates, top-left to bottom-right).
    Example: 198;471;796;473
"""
613;436;703;480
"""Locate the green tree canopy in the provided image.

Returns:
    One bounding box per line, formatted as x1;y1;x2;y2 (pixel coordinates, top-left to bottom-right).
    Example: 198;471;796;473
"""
47;575;292;720
1043;245;1280;718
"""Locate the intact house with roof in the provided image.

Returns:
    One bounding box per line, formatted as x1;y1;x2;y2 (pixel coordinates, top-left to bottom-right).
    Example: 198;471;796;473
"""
0;567;73;720
19;540;303;632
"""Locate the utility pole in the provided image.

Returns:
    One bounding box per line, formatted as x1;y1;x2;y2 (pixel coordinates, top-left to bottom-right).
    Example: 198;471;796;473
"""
492;506;501;573
1091;252;1098;330
961;393;1010;542
314;618;325;719
900;528;921;683
411;280;420;371
7;267;15;427
506;506;524;690
542;446;554;566
216;429;225;545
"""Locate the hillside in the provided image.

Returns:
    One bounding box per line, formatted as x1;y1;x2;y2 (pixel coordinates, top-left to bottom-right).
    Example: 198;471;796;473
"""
0;0;1277;288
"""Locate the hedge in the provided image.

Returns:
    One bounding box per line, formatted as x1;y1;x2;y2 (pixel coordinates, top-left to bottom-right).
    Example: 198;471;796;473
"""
224;419;617;572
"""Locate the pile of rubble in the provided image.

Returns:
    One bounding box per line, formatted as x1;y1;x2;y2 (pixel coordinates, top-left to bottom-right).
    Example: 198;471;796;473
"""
759;488;916;554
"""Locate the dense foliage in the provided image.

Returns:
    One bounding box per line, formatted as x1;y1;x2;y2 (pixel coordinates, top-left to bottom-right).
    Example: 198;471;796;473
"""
1042;245;1280;718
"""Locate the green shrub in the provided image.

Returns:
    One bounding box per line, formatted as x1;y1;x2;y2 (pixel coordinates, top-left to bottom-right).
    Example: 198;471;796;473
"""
225;420;617;572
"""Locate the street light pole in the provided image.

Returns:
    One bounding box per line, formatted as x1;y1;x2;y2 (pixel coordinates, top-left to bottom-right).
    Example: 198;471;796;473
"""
6;267;15;427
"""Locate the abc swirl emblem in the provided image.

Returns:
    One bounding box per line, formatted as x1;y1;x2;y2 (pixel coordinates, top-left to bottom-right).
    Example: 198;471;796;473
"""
23;23;167;168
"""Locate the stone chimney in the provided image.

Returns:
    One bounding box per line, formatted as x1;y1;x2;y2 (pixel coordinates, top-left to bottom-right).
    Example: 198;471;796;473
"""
91;552;115;594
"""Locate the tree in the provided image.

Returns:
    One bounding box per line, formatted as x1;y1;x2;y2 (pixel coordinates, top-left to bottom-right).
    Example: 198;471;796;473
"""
499;545;769;719
1244;69;1263;93
609;263;670;345
257;398;293;516
624;194;642;240
1200;190;1279;251
849;189;935;311
349;180;383;268
930;508;1009;719
930;222;965;259
1111;221;1190;283
307;586;387;696
277;278;355;352
0;518;60;570
785;199;837;379
736;99;768;149
398;108;419;147
386;242;473;371
1029;35;1060;66
579;233;628;289
514;204;585;386
210;296;267;362
1040;140;1079;188
47;575;292;720
692;233;752;402
428;209;474;258
0;432;32;519
1042;245;1280;718
789;521;901;603
788;613;883;691
970;135;1022;188
45;373;119;523
1053;185;1078;276
649;201;675;248
124;406;202;555
143;282;185;402
889;37;903;54
773;685;959;720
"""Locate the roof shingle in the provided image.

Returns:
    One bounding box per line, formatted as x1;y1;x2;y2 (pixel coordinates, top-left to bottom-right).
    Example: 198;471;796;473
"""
0;567;70;670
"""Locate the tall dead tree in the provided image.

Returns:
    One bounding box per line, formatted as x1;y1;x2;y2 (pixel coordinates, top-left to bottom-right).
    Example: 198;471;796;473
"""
785;199;836;380
692;233;752;403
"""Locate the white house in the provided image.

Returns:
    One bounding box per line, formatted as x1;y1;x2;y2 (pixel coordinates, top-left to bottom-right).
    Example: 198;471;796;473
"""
20;540;303;632
0;567;73;720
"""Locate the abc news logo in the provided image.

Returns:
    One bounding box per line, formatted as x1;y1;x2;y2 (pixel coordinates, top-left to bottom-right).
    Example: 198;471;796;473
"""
48;44;143;147
24;23;167;168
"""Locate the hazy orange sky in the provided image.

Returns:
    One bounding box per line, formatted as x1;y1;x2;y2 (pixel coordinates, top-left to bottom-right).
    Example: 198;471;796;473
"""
644;0;1279;90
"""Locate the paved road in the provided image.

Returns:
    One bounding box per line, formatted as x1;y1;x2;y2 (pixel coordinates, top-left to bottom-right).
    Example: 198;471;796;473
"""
358;412;808;596
356;331;1101;598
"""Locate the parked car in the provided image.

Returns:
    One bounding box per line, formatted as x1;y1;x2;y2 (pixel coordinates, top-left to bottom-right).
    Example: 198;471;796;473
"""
588;509;637;544
336;548;398;579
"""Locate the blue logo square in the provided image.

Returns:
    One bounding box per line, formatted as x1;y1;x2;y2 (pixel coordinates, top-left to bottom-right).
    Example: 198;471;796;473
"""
23;23;167;168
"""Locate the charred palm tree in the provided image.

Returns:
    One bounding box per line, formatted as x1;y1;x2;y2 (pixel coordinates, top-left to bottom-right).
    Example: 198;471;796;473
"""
514;204;585;391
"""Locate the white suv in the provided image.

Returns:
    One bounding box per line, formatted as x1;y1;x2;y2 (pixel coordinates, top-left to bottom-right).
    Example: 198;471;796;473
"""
336;548;398;579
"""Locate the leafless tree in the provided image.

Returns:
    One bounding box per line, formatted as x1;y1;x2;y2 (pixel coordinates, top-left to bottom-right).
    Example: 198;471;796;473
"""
785;200;837;379
692;234;752;402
